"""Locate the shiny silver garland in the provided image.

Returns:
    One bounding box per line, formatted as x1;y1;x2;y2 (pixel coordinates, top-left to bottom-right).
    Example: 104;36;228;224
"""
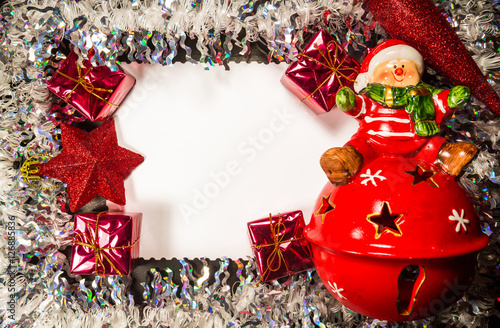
0;0;499;327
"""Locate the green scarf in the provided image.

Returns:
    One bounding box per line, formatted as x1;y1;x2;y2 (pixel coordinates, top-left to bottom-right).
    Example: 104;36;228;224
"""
361;83;441;137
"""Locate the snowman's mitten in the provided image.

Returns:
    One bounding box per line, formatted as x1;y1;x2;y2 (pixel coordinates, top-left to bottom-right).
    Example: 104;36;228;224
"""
336;87;357;112
448;86;471;109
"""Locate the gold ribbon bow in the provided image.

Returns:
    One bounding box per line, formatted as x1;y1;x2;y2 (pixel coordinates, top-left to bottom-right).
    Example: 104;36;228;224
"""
20;157;42;183
73;212;139;276
252;213;305;281
298;40;358;101
55;62;118;107
19;155;62;190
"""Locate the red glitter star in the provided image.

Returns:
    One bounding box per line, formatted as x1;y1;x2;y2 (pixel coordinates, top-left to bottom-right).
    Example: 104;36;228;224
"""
38;119;144;212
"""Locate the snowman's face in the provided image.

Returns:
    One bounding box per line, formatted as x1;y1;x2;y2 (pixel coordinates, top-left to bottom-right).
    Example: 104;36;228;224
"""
371;59;421;87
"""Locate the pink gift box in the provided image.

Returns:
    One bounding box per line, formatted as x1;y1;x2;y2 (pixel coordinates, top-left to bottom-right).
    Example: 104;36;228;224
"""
71;212;142;276
47;50;135;121
281;30;360;115
248;211;313;282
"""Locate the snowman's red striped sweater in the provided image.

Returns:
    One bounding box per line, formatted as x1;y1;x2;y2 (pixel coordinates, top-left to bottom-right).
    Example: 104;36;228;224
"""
343;90;453;163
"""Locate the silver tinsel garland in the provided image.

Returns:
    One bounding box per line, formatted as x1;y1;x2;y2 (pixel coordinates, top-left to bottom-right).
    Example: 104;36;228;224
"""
0;0;499;327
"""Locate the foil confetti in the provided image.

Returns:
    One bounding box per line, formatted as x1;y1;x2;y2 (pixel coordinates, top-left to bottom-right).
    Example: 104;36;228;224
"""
0;0;499;327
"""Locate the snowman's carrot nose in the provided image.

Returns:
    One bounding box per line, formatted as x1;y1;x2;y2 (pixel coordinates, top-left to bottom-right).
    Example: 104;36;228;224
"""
394;67;404;76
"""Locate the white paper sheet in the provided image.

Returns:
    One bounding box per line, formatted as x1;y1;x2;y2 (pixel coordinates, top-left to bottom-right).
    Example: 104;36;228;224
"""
113;62;358;259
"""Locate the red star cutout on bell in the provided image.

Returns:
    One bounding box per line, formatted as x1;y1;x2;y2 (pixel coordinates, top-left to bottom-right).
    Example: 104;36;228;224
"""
366;201;403;239
37;119;144;212
316;191;335;224
405;165;439;188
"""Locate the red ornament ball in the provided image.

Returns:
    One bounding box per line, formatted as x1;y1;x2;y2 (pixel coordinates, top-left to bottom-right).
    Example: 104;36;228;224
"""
304;156;489;321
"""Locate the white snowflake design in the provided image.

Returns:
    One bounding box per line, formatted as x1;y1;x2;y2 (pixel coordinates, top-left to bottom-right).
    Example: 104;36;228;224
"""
448;209;470;233
328;281;347;300
360;169;387;187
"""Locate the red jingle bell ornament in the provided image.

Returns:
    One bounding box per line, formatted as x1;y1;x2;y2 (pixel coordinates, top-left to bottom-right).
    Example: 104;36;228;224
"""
305;157;489;321
304;39;490;321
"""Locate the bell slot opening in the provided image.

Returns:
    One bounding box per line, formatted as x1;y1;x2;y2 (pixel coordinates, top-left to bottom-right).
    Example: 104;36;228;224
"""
397;264;426;316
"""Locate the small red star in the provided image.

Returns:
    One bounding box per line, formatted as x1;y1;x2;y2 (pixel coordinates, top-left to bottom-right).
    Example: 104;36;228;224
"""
405;165;439;188
366;201;403;239
316;191;335;224
37;119;144;212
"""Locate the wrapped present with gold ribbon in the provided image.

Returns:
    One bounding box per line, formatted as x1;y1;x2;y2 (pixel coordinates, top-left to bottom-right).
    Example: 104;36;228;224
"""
281;30;360;115
47;50;136;121
71;212;142;276
247;211;313;282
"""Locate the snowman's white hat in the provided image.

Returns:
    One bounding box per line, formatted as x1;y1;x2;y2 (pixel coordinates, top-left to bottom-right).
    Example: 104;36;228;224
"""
354;39;424;92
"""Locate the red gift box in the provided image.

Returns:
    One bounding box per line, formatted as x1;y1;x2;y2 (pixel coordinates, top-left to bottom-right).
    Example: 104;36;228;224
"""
281;30;360;115
247;211;313;282
47;50;135;121
71;212;142;276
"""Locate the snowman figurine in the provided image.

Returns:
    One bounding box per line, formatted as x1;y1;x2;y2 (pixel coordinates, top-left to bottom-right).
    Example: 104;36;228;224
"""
321;39;478;184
